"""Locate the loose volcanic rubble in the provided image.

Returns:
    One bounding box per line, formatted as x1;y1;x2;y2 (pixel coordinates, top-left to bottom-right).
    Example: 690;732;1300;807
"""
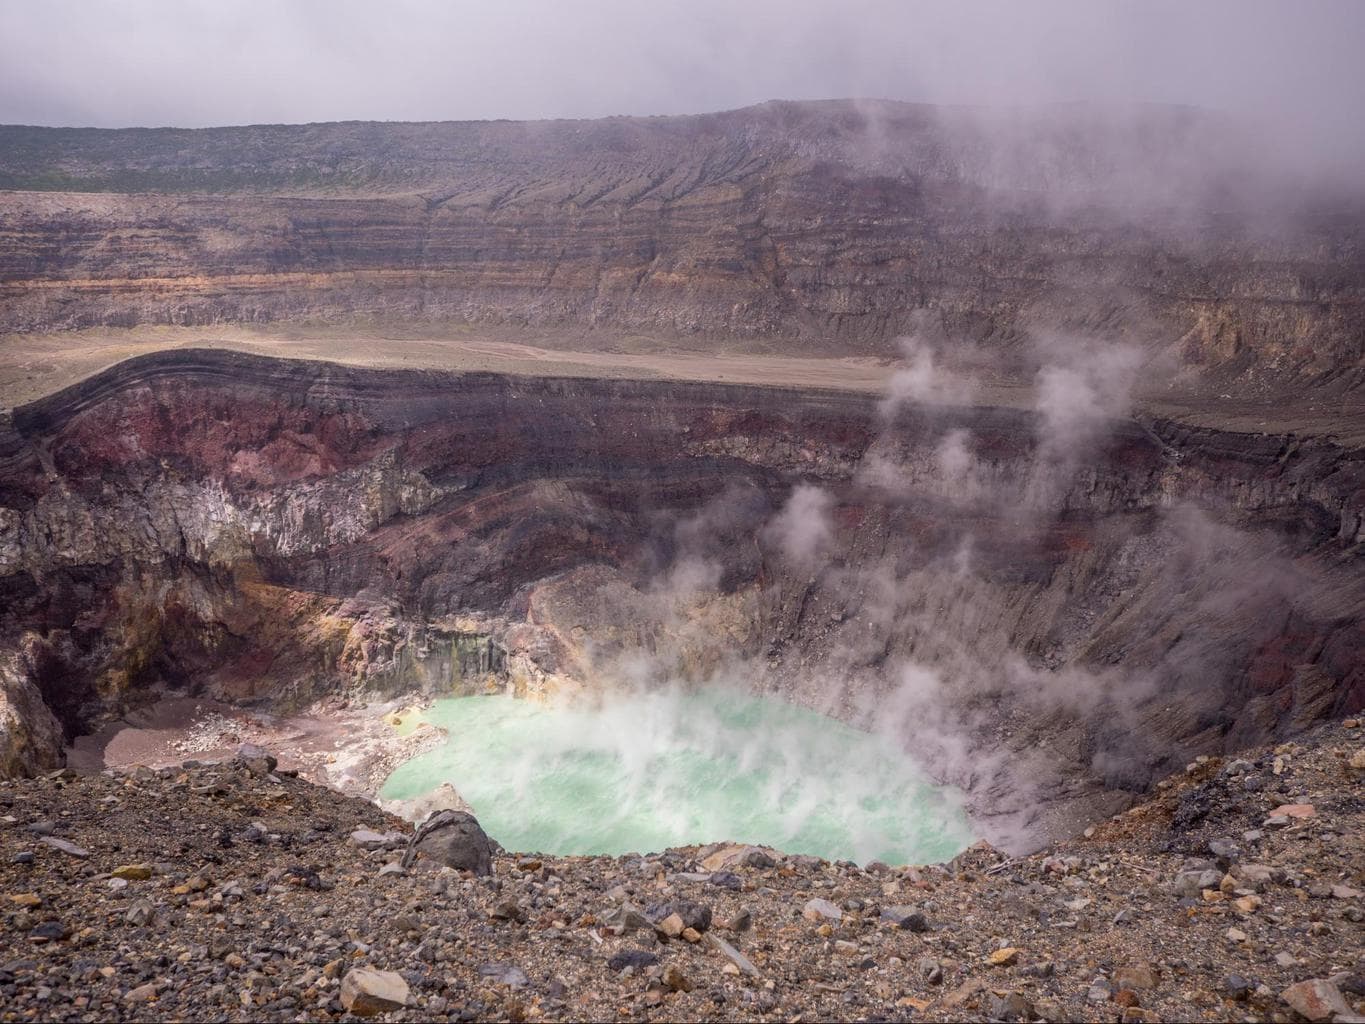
1;722;1361;1023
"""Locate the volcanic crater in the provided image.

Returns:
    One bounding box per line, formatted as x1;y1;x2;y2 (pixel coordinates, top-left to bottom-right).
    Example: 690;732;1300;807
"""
0;99;1362;861
1;342;1358;853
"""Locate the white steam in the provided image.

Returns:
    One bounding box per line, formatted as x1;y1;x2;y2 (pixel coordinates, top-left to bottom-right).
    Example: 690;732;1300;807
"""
879;335;978;419
764;484;834;569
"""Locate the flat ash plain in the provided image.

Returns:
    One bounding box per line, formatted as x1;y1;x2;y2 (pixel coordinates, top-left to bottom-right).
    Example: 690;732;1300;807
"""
3;324;1360;444
0;721;1361;1023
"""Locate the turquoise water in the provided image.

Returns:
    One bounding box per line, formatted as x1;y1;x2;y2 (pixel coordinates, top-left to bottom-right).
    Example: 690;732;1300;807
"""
380;689;973;866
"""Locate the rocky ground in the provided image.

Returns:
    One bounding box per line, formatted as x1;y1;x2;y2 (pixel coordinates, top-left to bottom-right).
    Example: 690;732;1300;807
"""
1;721;1361;1023
65;696;445;804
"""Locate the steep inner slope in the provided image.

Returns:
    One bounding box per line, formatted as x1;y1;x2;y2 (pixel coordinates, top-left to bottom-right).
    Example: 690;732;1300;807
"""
1;349;1359;848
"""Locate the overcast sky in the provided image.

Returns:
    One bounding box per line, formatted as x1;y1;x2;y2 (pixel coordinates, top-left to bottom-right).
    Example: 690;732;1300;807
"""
2;0;1362;146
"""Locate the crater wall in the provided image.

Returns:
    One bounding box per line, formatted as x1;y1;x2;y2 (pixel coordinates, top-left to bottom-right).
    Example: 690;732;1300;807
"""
1;349;1359;843
2;101;1362;385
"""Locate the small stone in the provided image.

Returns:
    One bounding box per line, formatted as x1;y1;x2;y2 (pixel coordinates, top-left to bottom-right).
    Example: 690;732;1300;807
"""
1113;989;1140;1008
662;965;693;993
349;829;393;851
478;963;529;988
38;837;90;859
657;913;685;938
1114;964;1160;990
607;950;659;973
1269;802;1315;819
1224;974;1252;1000
834;939;859;955
988;947;1020;967
1172;869;1222;897
8;893;42;907
124;983;157;1003
490;899;526;923
1275;952;1298;968
802;898;842;923
985;991;1034;1022
12;851;34;865
30;921;69;942
1209;838;1241;862
1226;927;1247;944
724;909;753;932
703;932;761;977
604;903;652;934
125;901;155;927
646;899;712;933
1281;979;1352;1022
1349;749;1365;771
236;743;278;772
1088;980;1115;1003
880;905;929;931
1234;895;1262;913
112;864;152;880
738;847;775;868
339;968;410;1016
680;926;702;943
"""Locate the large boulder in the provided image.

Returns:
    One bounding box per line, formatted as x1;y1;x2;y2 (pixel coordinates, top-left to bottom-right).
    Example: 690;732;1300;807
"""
400;810;494;875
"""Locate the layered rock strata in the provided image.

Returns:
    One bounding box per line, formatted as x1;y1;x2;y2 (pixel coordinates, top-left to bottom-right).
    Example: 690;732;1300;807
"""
2;100;1362;385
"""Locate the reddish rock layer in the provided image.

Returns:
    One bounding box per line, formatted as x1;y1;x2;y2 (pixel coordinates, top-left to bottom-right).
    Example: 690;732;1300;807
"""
0;350;1360;843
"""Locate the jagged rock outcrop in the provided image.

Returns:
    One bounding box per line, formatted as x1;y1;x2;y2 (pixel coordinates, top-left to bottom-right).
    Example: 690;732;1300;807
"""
0;651;64;777
2;100;1362;385
0;349;1359;842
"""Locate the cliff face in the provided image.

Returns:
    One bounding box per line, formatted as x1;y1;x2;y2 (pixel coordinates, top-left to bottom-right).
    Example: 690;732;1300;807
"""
2;101;1361;384
1;350;1360;841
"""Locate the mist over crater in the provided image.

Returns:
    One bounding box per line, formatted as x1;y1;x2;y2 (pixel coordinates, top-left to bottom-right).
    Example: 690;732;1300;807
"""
1;334;1357;855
